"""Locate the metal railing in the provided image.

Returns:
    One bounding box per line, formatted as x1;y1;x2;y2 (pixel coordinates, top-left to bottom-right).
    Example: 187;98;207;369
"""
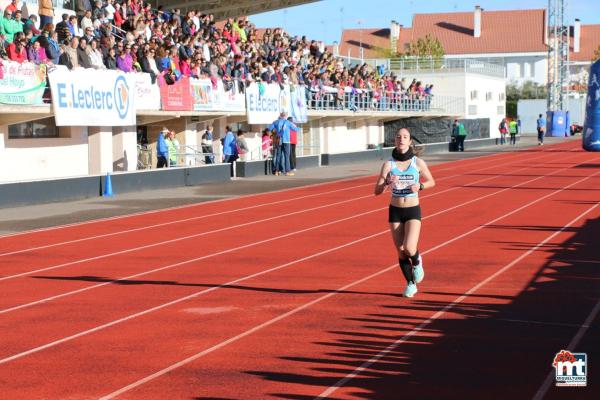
306;89;463;115
389;58;505;78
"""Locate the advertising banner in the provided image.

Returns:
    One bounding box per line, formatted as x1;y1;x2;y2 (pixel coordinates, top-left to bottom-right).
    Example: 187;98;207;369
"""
245;82;291;124
583;59;600;151
191;79;246;112
131;73;160;110
289;84;308;123
48;66;136;126
0;61;47;105
159;76;192;111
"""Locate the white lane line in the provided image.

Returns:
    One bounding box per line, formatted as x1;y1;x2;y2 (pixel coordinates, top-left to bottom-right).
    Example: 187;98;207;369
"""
0;156;593;371
101;169;599;400
316;201;600;399
0;148;539;256
0;144;521;240
532;299;600;400
0;153;569;312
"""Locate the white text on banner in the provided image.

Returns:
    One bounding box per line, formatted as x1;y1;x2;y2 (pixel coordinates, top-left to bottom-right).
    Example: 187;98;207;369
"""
245;82;291;124
48;66;136;126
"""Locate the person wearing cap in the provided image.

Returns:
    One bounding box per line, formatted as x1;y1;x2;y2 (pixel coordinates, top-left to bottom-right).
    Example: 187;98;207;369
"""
156;128;169;168
374;128;435;298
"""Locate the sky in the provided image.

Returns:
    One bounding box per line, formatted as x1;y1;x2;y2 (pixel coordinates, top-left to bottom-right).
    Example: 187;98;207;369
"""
249;0;600;45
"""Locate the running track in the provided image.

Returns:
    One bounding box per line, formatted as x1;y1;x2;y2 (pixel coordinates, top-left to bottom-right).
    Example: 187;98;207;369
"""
0;141;598;399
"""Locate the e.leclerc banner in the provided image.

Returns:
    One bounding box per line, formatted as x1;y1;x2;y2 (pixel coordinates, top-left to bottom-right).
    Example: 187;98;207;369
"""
245;82;291;124
48;66;136;126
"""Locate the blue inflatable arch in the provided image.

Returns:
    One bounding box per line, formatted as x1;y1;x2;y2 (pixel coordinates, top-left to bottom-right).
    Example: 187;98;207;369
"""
583;59;600;151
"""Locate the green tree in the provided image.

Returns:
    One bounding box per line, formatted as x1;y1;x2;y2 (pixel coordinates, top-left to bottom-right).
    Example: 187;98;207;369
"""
506;81;547;101
402;34;445;58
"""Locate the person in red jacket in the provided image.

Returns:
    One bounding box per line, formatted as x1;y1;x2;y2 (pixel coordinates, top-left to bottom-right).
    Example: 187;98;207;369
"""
8;39;27;63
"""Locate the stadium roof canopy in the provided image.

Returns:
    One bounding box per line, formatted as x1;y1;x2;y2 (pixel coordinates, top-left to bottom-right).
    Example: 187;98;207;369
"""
157;0;320;20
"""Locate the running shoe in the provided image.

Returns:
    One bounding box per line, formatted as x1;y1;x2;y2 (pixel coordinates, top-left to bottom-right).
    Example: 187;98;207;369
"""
403;282;418;298
413;255;424;283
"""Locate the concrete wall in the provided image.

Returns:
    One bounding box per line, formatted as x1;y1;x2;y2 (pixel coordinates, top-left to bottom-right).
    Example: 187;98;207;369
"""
0;125;88;183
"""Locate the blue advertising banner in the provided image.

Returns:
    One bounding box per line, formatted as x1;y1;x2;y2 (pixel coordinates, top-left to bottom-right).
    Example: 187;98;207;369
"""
583;59;600;151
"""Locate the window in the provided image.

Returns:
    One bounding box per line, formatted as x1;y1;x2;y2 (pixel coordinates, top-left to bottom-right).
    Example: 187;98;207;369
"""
486;92;492;101
497;105;505;115
346;121;357;130
470;90;478;100
468;105;477;115
8;117;59;139
499;92;505;101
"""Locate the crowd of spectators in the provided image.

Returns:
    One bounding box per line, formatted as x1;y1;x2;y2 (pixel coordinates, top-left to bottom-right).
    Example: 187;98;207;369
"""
1;0;433;110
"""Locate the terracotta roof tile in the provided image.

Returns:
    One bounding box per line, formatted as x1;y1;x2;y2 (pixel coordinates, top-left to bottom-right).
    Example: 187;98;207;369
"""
570;24;600;62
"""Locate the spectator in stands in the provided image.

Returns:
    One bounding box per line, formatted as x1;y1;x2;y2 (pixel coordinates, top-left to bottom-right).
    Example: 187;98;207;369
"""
116;43;133;72
141;47;159;83
222;125;238;163
76;0;92;22
2;8;22;43
104;46;117;69
82;26;95;43
5;0;19;15
24;15;41;36
88;39;105;69
59;37;79;69
38;0;54;28
156;127;169;168
67;15;78;37
27;39;48;64
201;125;214;164
55;13;70;43
7;35;27;62
77;37;92;68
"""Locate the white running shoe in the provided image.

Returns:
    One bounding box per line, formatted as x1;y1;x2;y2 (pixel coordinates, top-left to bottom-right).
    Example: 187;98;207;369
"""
413;255;424;283
403;282;418;298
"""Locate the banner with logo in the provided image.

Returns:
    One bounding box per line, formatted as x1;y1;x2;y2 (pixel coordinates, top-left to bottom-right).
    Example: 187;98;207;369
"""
131;73;160;110
245;82;291;124
159;76;193;111
191;78;246;112
48;66;135;126
289;84;308;123
0;61;47;105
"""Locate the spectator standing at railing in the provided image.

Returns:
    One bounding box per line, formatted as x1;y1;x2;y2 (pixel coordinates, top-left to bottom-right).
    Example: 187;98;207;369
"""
222;126;238;163
156;127;169;168
498;118;508;145
201;125;214;164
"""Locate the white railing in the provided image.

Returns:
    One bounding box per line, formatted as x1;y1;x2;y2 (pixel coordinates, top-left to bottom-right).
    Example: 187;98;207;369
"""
389;57;505;78
306;89;463;115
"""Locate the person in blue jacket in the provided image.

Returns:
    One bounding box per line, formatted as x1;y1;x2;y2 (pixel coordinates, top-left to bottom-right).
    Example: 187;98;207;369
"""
156;127;169;168
222;126;238;163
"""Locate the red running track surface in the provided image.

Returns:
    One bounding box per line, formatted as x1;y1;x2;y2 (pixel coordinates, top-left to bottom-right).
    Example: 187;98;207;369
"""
0;141;598;400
